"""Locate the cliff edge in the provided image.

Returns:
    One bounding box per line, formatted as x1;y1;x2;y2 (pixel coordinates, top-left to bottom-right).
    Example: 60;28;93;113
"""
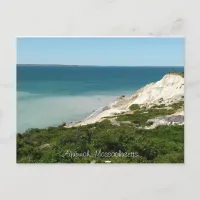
64;73;184;128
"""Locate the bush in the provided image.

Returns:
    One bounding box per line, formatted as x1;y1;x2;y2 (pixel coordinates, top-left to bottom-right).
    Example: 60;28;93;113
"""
146;121;153;126
129;104;140;111
17;123;184;163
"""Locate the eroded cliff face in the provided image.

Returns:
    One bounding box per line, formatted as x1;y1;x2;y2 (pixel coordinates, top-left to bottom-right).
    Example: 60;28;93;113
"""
127;74;184;106
64;73;184;128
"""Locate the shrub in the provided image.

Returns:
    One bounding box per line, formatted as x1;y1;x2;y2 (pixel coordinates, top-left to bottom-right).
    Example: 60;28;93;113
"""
168;72;184;78
129;104;140;111
146;121;153;126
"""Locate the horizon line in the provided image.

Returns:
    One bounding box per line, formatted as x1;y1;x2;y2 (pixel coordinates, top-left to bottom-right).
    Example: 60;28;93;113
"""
17;64;184;67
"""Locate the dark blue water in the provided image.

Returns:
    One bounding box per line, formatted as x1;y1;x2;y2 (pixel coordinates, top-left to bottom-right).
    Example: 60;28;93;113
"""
17;66;183;96
17;65;184;132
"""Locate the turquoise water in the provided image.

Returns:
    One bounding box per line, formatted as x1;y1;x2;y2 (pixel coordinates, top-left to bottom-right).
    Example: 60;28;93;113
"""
17;66;184;133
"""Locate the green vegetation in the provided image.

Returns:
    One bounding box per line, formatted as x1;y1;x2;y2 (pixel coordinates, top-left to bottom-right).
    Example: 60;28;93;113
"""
171;100;184;110
117;101;184;128
117;108;174;127
151;101;183;110
151;104;166;109
146;121;154;126
17;102;184;163
168;72;184;78
129;104;140;111
158;98;164;103
17;122;184;163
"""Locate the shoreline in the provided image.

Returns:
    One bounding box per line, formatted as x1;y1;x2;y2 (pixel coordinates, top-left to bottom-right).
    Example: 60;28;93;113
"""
17;92;132;133
64;73;184;128
17;72;184;133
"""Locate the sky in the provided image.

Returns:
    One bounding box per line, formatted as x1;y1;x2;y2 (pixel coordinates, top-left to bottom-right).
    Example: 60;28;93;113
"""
17;37;184;66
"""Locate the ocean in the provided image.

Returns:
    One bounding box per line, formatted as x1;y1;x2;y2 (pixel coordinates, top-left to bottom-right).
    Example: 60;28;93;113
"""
17;66;184;133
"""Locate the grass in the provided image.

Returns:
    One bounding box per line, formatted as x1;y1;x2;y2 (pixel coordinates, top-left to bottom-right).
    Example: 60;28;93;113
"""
168;72;184;78
117;108;175;127
118;101;184;127
170;100;184;110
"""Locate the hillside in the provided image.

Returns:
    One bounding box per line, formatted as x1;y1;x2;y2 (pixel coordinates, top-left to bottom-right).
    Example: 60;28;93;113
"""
17;73;184;164
65;73;184;128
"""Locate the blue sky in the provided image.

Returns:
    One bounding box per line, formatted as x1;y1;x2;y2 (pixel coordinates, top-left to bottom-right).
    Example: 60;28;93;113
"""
17;37;184;66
